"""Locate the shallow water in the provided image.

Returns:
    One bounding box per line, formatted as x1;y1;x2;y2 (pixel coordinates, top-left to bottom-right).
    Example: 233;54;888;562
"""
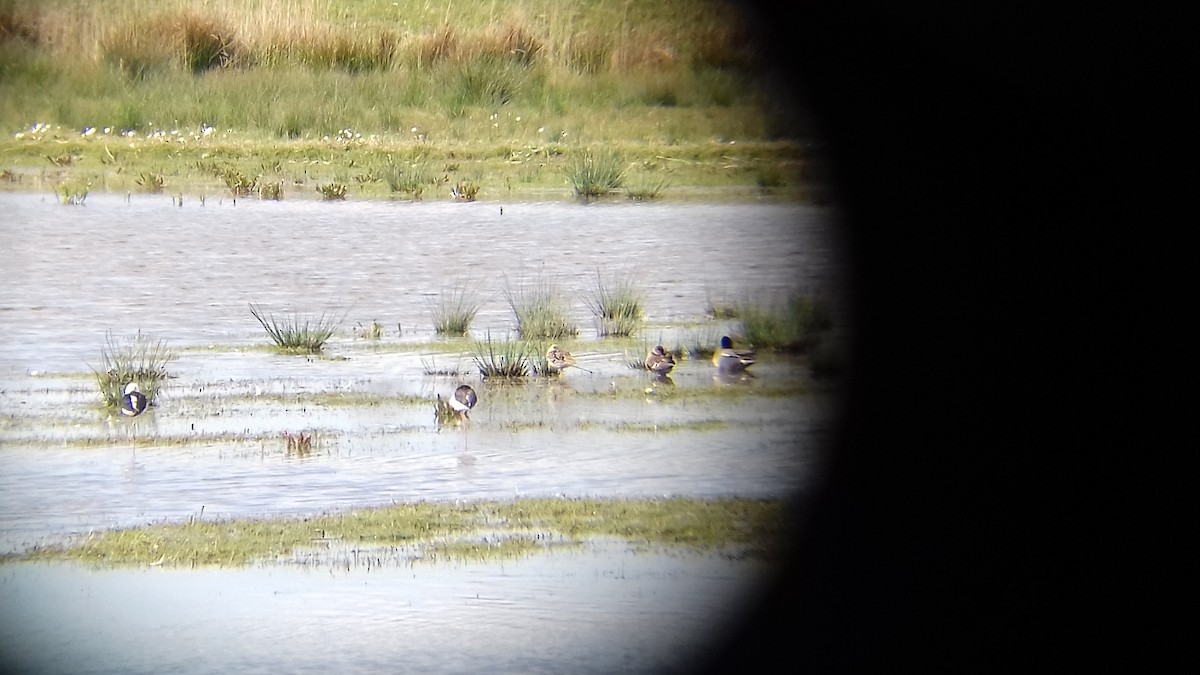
1;546;772;675
0;192;843;672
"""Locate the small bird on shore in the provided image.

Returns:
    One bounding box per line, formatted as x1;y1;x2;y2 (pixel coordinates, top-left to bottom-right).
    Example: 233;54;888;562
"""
448;385;477;421
712;336;755;373
546;344;592;374
645;345;676;376
119;382;148;416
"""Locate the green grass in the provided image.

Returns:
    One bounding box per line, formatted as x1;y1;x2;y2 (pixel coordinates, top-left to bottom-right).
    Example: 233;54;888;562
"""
0;0;822;202
736;293;832;352
470;332;530;380
5;496;791;567
566;148;627;199
249;302;346;353
503;274;578;340
89;330;175;410
582;268;645;337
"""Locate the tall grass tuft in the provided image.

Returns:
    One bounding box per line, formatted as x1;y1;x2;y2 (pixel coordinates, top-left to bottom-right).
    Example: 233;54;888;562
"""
470;332;529;380
249;303;345;353
90;330;175;410
383;157;432;200
566;149;627;199
429;283;481;336
316;182;347;200
503;274;578;340
736;293;832;352
582;268;644;337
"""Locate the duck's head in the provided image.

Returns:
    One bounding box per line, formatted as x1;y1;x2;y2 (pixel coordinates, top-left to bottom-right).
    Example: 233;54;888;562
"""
123;382;141;395
652;345;665;355
719;336;733;349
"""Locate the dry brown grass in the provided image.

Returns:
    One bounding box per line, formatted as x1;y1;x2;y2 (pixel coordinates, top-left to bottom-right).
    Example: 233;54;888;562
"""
2;0;756;75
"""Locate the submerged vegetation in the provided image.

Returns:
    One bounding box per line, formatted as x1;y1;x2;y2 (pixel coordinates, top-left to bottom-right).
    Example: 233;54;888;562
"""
90;330;175;410
249;302;346;353
6;496;791;567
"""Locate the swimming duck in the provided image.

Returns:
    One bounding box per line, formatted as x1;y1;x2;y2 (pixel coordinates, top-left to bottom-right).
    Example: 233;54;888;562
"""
546;344;591;374
119;382;148;416
448;384;478;420
645;345;676;376
712;336;755;373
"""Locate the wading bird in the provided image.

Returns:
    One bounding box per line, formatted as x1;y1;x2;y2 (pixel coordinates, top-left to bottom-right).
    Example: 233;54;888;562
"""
645;345;676;376
546;344;592;374
120;382;148;416
448;384;477;421
549;341;595;372
712;336;755;373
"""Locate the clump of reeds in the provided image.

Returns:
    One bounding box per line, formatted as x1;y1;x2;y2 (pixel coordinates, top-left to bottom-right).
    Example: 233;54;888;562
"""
736;293;832;352
566;149;627;199
220;167;257;197
471;332;529;379
582;268;644;337
317;182;347;200
283;431;313;457
90;330;175;410
526;340;553;377
445;54;526;110
259;181;283;200
352;320;383;340
383;158;431;200
135;171;165;192
503;274;578;340
249;303;345;354
54;180;88;205
450;180;479;201
429;283;481;336
625;175;670;200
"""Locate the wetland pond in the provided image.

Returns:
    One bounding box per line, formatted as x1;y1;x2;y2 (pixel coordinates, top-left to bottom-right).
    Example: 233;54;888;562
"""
0;192;846;673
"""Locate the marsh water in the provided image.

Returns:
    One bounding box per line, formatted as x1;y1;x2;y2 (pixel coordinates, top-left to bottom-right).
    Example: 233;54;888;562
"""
0;192;845;673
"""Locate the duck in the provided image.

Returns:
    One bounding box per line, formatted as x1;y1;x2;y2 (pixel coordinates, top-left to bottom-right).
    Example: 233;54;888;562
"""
712;336;755;373
448;384;477;421
119;382;148;416
645;345;676;376
546;344;591;374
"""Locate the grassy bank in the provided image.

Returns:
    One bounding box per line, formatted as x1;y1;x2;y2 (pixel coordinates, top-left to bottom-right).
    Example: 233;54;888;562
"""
0;0;821;201
6;496;792;567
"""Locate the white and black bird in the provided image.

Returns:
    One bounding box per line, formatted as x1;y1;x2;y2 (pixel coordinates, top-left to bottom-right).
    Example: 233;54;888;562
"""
448;384;477;421
119;382;148;416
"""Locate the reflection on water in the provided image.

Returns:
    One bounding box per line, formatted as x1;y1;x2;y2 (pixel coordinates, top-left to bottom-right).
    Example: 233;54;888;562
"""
1;545;772;675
